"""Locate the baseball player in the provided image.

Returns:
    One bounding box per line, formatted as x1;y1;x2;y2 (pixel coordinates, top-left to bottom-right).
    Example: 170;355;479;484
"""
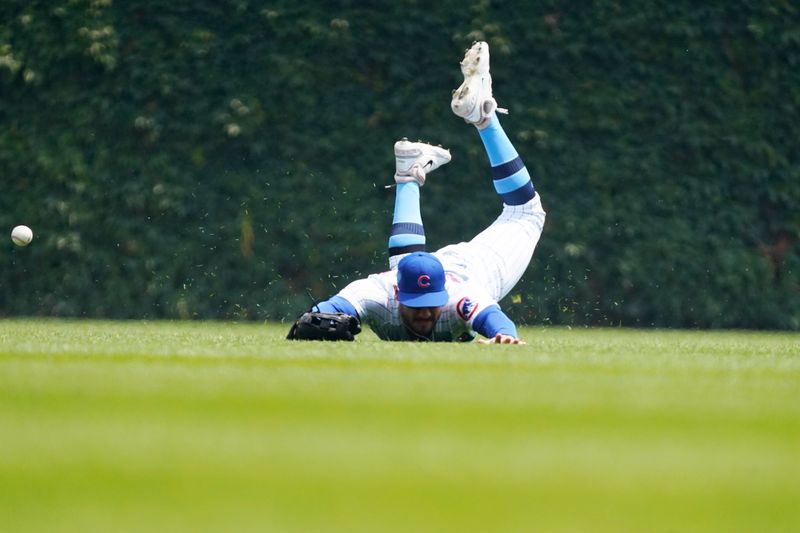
288;41;545;344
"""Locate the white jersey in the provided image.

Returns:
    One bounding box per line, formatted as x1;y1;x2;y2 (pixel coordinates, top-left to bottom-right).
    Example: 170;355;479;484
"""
338;251;496;342
338;194;546;342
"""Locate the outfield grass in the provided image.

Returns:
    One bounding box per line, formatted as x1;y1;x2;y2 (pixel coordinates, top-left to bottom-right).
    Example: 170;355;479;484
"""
0;319;798;532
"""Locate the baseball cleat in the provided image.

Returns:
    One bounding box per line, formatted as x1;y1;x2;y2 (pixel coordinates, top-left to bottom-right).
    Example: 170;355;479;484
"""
451;41;507;126
393;138;452;187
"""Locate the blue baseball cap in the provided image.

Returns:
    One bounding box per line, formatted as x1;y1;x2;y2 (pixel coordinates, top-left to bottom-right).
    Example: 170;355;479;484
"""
396;252;449;308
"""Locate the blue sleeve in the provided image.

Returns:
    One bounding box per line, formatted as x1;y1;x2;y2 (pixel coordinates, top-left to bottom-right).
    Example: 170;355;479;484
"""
313;295;359;317
472;304;517;338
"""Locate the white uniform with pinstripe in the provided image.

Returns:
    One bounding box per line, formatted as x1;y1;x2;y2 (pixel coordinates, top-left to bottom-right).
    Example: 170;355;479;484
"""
339;192;545;341
333;114;544;341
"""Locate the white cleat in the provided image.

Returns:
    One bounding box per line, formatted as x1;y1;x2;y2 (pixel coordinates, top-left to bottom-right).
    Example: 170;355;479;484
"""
451;41;507;127
393;138;452;186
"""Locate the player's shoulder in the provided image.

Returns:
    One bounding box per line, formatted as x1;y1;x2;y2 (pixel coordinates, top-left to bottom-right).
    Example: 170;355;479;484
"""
339;270;396;304
445;280;494;320
367;269;397;285
453;294;481;321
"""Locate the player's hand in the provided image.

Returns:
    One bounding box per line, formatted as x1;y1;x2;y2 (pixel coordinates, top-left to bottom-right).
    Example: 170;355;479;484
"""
478;334;526;345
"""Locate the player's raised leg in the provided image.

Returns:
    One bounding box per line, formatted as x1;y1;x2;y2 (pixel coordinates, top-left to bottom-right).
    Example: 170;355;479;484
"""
387;139;451;269
452;42;535;204
450;42;545;300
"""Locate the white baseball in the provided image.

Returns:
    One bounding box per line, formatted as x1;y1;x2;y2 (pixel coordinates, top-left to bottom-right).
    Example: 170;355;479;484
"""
11;225;33;246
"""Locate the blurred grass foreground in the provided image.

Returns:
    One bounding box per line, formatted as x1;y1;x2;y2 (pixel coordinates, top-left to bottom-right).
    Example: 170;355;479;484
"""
1;319;798;532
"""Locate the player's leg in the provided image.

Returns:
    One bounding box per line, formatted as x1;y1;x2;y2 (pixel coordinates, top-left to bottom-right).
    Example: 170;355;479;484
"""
469;115;545;300
387;139;451;269
450;42;545;301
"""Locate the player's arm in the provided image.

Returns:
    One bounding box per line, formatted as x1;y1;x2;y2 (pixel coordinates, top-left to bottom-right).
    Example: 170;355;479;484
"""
313;295;359;316
287;274;392;341
472;305;526;345
314;274;396;324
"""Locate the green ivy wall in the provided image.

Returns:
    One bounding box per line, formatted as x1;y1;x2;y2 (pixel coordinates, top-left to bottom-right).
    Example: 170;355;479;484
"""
2;1;798;328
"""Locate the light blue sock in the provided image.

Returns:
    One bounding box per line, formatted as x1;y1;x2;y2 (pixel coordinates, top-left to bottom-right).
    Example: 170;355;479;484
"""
478;116;536;205
388;182;425;258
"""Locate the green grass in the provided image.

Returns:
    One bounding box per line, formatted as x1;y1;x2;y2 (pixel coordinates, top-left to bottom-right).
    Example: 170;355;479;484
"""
1;319;798;532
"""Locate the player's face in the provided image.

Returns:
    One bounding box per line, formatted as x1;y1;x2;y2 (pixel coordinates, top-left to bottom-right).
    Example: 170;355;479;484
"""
399;304;443;339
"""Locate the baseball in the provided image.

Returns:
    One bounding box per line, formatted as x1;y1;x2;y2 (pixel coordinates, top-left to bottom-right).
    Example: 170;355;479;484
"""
11;225;33;247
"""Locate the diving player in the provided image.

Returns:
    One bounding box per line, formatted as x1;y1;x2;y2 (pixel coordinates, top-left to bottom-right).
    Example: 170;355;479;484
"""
305;41;545;344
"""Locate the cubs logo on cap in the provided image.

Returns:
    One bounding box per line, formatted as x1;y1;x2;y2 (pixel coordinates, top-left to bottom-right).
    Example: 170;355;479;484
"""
396;252;449;308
